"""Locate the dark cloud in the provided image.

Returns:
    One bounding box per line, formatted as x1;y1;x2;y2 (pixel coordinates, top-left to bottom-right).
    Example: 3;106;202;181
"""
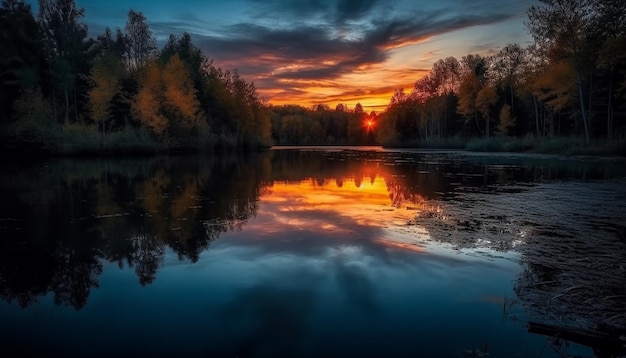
335;0;379;22
70;0;525;106
186;8;515;91
246;0;383;24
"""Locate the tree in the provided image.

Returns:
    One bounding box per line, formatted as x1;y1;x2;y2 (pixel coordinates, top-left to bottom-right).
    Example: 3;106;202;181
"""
476;85;499;139
354;102;364;115
458;74;482;135
457;54;498;138
162;54;201;131
594;0;626;139
526;0;595;142
88;51;124;133
133;60;167;135
431;56;461;95
38;0;88;123
124;9;156;71
492;44;526;113
497;104;515;136
528;60;578;137
0;0;43;122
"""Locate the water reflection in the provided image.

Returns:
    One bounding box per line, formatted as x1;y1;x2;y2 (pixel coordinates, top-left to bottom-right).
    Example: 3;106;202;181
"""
1;148;625;356
0;153;269;308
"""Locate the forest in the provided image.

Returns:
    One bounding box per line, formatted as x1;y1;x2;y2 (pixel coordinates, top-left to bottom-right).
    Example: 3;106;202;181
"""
270;0;626;154
0;0;271;154
373;0;626;153
0;0;625;154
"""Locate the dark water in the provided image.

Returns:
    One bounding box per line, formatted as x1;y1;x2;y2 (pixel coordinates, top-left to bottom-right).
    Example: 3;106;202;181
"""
1;147;625;357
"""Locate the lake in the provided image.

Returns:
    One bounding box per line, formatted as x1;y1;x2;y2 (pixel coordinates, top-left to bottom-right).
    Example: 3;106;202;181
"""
1;147;625;357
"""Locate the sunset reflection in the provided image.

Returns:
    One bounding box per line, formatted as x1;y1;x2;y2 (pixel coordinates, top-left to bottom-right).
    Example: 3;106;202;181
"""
252;173;434;253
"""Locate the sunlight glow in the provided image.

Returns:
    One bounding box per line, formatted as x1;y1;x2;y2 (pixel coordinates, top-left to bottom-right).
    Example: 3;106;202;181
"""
246;170;434;253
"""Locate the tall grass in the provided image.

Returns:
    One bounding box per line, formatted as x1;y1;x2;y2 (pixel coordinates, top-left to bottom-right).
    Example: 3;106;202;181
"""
382;135;626;156
58;124;160;155
0;118;258;156
465;137;534;152
463;136;626;156
383;136;467;149
532;137;626;156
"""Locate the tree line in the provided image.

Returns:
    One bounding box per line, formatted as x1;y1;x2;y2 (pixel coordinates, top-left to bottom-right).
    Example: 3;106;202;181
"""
269;103;377;145
1;0;624;153
0;0;271;153
376;0;626;148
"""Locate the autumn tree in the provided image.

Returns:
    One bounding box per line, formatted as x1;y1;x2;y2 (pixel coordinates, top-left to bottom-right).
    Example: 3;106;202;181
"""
161;54;201;134
526;0;595;142
497;104;515;135
133;60;167;135
457;54;500;139
492;44;526;114
88;34;125;133
431;56;462;95
527;60;578;137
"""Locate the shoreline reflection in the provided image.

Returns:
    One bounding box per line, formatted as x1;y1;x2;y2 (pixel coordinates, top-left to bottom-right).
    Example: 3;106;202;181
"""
0;148;624;357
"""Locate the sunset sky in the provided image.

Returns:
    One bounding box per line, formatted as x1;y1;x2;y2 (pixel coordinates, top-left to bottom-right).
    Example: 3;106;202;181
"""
28;0;536;111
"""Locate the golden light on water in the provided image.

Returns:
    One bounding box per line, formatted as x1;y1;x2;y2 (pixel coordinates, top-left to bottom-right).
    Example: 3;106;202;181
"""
249;172;437;253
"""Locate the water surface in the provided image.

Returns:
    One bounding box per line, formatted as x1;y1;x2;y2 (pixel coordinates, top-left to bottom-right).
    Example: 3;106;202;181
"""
1;147;625;357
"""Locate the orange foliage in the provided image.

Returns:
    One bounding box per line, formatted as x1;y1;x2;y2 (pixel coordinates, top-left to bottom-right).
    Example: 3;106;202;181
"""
133;61;167;135
529;60;577;112
162;54;200;127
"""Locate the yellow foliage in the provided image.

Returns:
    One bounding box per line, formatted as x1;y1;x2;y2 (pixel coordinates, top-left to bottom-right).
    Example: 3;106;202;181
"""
529;60;576;112
457;75;481;120
476;85;498;119
498;104;515;135
162;54;200;128
132;56;202;135
88;54;122;127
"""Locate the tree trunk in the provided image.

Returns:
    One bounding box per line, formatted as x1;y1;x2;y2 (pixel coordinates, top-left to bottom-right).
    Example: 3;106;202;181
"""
74;89;79;123
64;86;69;124
607;67;614;140
587;69;593;127
486;115;489;140
533;96;540;139
573;62;590;143
474;110;481;135
52;88;58;123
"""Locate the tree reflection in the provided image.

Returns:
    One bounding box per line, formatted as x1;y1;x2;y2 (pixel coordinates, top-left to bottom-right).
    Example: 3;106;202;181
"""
1;150;624;311
0;153;269;309
130;233;164;286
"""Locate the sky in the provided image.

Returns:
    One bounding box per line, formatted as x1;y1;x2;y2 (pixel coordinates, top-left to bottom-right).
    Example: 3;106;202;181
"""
28;0;537;112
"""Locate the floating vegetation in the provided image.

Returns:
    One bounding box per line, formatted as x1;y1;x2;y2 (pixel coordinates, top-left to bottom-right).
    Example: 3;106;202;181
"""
411;180;626;332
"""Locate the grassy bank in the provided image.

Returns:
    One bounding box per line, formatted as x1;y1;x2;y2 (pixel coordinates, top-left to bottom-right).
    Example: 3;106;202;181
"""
466;137;626;156
0;119;268;157
384;136;626;156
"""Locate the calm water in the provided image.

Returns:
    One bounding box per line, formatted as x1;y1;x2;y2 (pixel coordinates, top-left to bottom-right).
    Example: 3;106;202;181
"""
1;147;625;357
